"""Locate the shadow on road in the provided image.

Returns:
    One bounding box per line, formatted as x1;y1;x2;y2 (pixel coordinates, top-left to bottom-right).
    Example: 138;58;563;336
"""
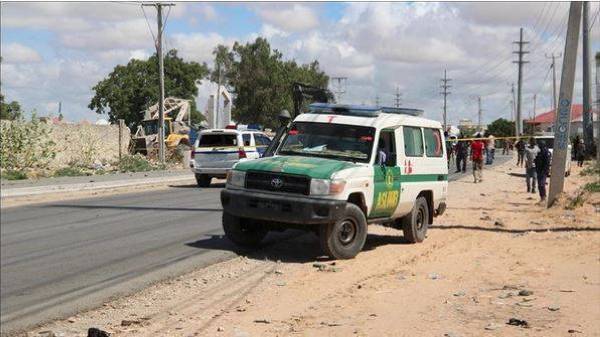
45;204;222;212
508;172;526;178
168;183;226;189
431;224;600;234
186;231;410;263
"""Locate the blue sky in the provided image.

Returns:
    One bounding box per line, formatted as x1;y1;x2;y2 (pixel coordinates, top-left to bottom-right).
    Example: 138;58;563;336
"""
1;2;598;125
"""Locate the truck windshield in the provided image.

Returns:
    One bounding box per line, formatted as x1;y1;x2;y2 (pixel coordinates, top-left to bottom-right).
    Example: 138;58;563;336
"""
278;122;375;163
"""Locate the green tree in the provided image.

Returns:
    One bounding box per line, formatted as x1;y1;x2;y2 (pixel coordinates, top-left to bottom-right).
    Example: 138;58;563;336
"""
486;118;515;138
210;44;234;86
0;93;23;120
89;50;209;129
223;38;329;128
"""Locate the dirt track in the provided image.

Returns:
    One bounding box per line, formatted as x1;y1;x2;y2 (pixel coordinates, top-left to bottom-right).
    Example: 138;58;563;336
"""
28;159;600;337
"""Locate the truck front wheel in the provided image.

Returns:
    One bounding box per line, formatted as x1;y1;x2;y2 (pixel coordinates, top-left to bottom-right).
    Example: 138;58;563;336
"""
195;174;211;187
401;196;429;243
319;203;367;260
222;212;267;248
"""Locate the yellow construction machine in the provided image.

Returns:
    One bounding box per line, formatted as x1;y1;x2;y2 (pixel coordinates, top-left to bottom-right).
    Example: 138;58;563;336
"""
133;97;192;156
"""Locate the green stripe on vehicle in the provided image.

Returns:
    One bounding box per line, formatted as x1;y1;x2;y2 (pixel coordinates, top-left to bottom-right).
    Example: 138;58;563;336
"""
399;174;447;182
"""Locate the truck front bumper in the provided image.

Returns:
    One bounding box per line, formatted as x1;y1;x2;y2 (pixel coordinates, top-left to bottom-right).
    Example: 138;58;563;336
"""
221;189;346;225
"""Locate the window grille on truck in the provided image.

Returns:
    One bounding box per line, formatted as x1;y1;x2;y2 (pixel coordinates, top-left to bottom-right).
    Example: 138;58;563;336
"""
245;171;311;195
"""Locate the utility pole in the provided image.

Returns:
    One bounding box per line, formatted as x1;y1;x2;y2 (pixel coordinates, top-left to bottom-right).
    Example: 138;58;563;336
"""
596;52;600;160
532;94;537;135
513;28;529;138
582;2;594;157
143;2;175;163
440;69;452;131
511;83;517;135
375;94;380;106
394;86;403;108
548;2;582;207
546;53;562;113
330;76;347;103
215;61;221;129
477;96;483;132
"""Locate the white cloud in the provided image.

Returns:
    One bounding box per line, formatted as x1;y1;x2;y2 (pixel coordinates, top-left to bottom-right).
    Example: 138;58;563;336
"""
1;43;43;64
170;32;233;65
254;4;319;32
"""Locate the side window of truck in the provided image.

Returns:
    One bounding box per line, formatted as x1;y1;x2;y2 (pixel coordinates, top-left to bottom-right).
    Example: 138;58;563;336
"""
403;126;424;157
242;134;251;146
377;130;396;166
424;128;443;157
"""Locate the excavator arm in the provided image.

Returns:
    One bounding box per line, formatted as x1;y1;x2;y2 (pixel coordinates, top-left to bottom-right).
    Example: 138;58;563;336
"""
263;82;333;157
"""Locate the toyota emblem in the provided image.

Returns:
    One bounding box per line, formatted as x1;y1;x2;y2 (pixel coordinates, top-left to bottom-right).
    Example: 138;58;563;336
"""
271;177;283;188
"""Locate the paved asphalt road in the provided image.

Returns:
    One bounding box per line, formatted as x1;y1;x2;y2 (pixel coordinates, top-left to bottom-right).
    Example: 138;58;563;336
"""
0;155;511;334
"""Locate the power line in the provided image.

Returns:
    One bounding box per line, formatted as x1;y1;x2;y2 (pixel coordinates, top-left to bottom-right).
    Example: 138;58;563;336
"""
440;69;451;130
513;27;530;136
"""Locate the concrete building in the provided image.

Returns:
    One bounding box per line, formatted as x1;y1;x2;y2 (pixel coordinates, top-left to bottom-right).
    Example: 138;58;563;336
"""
525;104;599;136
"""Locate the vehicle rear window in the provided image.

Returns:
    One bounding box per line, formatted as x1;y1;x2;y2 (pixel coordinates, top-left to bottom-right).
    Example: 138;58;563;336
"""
198;134;238;147
424;128;443;157
403;126;424;157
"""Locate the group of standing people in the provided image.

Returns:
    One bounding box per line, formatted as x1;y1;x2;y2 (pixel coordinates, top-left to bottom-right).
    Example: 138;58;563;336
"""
451;133;497;183
522;138;552;203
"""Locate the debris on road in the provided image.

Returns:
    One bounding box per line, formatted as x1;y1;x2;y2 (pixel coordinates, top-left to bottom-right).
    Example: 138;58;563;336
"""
518;289;534;296
507;318;529;328
87;328;111;337
548;305;560;311
254;319;271;324
484;322;502;330
120;319;140;327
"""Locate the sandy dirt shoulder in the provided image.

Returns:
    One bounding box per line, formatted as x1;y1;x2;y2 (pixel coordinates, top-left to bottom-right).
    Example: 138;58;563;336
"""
26;159;600;337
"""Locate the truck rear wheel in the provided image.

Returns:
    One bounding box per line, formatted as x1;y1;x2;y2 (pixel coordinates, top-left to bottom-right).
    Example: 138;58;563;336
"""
195;174;211;187
222;212;267;248
319;203;367;260
401;196;429;243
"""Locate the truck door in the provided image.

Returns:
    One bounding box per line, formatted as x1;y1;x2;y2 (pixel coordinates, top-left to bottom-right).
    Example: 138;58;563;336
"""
369;129;401;218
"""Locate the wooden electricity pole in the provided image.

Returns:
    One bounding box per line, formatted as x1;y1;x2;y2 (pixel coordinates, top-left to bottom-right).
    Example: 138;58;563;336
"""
548;2;582;207
143;3;175;163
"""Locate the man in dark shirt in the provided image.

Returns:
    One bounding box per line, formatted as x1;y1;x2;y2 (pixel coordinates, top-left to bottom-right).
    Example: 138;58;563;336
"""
515;138;526;167
455;135;468;173
535;141;552;202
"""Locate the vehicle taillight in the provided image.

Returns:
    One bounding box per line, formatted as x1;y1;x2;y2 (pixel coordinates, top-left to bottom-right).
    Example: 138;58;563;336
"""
238;148;247;159
190;148;195;159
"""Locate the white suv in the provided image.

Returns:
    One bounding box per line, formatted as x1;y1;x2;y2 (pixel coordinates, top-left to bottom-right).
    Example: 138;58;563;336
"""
190;129;271;187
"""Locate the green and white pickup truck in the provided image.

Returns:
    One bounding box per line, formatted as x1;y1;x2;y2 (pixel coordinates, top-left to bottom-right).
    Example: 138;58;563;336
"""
220;103;448;259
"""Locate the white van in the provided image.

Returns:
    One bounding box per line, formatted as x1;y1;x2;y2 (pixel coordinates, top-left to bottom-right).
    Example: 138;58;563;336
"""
220;103;449;259
190;129;271;187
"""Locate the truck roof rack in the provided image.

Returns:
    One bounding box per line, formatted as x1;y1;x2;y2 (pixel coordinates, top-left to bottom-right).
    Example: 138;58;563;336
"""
308;103;423;117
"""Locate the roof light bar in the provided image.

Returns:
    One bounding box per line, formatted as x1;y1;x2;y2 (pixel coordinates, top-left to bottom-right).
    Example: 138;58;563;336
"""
308;103;423;117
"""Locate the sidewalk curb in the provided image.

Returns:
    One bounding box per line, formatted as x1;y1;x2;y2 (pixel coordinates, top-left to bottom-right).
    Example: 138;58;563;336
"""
1;175;195;198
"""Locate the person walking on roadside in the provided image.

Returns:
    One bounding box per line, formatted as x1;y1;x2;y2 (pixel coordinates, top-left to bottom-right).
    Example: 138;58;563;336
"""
576;139;585;167
516;138;526;167
535;140;552;203
486;135;495;165
471;134;485;183
524;138;540;194
455;134;468;173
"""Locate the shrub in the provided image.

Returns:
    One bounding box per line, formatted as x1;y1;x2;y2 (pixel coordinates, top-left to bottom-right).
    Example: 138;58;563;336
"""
0;118;56;171
117;154;166;173
584;180;600;193
1;169;28;180
54;166;87;177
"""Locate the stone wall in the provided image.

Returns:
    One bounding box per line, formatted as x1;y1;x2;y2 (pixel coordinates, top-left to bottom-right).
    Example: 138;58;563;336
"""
48;123;130;169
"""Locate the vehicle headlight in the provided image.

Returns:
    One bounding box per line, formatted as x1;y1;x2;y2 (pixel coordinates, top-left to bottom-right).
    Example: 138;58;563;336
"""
310;179;346;195
226;170;246;188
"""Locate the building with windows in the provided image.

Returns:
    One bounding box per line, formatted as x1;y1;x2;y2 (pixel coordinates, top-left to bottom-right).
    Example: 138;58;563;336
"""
525;104;599;135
